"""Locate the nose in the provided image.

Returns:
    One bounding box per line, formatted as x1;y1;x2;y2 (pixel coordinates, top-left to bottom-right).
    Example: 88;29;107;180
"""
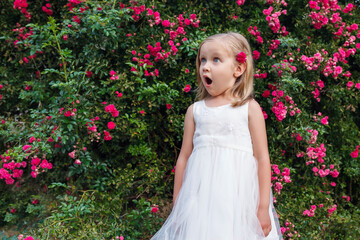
202;62;210;72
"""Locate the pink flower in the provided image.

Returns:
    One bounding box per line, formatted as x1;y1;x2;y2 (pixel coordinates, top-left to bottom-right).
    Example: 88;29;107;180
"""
23;236;34;240
103;130;112;141
253;50;260;60
105;104;119;117
40;159;49;169
75;159;81;165
350;145;359;158
183;84;191;92
86;71;92;78
347;81;354;89
64;110;71;117
23;145;32;152
262;90;270;98
320;116;328;125
355;83;360;89
63;34;68;41
162;20;170;27
68;151;75;159
309;1;317;9
151;206;158;213
107;121;115;130
236;0;245;5
29;136;36;143
236;52;246;63
166;104;172;109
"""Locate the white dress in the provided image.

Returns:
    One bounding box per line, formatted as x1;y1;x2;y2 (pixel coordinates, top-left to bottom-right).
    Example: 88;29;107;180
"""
151;99;283;240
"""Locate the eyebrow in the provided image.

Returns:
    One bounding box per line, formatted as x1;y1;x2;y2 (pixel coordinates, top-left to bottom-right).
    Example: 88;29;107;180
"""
200;52;223;58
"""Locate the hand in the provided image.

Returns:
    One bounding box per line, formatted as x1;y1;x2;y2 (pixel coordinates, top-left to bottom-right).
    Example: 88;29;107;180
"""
257;207;272;237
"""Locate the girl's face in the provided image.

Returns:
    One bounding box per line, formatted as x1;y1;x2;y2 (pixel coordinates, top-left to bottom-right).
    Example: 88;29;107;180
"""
199;40;243;98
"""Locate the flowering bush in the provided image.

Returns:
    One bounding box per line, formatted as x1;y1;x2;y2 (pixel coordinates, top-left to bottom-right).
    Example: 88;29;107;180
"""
0;0;359;239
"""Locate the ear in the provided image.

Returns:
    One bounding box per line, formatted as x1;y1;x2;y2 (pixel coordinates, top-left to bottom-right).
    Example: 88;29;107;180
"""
233;62;246;78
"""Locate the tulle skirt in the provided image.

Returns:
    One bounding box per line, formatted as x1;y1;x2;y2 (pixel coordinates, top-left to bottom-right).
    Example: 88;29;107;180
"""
151;145;283;240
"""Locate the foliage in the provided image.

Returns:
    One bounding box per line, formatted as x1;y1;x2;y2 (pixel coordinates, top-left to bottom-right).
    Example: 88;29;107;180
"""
0;0;360;239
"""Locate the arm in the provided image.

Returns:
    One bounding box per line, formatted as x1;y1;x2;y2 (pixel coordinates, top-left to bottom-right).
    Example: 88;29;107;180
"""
173;104;195;204
248;99;272;236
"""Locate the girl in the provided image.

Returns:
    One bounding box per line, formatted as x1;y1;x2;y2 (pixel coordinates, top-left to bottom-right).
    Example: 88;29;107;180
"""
151;32;282;239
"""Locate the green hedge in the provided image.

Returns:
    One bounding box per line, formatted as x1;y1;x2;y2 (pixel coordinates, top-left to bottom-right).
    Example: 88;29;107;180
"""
0;0;359;239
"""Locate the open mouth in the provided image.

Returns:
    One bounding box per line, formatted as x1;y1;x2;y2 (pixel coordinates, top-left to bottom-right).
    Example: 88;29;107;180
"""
205;76;213;86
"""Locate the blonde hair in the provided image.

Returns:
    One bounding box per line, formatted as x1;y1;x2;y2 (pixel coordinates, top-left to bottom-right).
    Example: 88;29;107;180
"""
195;32;254;107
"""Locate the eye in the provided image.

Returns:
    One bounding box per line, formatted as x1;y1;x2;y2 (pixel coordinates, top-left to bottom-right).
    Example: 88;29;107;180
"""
214;57;220;62
201;58;206;63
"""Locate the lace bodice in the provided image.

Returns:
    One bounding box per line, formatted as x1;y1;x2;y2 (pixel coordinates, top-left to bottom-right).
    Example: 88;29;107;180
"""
192;99;253;154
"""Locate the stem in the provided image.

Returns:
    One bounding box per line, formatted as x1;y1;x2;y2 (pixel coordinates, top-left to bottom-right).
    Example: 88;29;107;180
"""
49;17;72;95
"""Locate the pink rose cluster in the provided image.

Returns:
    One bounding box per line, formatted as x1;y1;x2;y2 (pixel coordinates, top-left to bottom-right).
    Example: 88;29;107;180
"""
306;143;326;164
271;60;297;77
254;71;267;79
1;134;54;185
346;81;360;90
59;107;77;117
30;156;53;178
310;80;325;102
13;0;31;21
109;70;120;81
271;165;291;195
12;24;35;48
67;0;83;12
103;130;112;141
303;204;319;217
127;7;199;78
0;156;26;185
281;219;300;238
267;39;280;57
312;163;339;178
262;84;300;121
322;47;356;79
247;26;263;44
105;104;119;117
271;95;287;121
300;50;327;71
327;204;337;216
306;129;318;145
276;91;301;121
130;49;160;77
308;0;341;29
127;3;146;21
342;3;355;14
86;116;101;143
263;6;288;36
42;3;53;15
342;195;351;202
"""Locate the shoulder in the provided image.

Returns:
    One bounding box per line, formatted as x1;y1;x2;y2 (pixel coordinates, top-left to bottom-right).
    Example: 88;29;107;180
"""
247;98;264;120
185;103;195;119
186;103;194;113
